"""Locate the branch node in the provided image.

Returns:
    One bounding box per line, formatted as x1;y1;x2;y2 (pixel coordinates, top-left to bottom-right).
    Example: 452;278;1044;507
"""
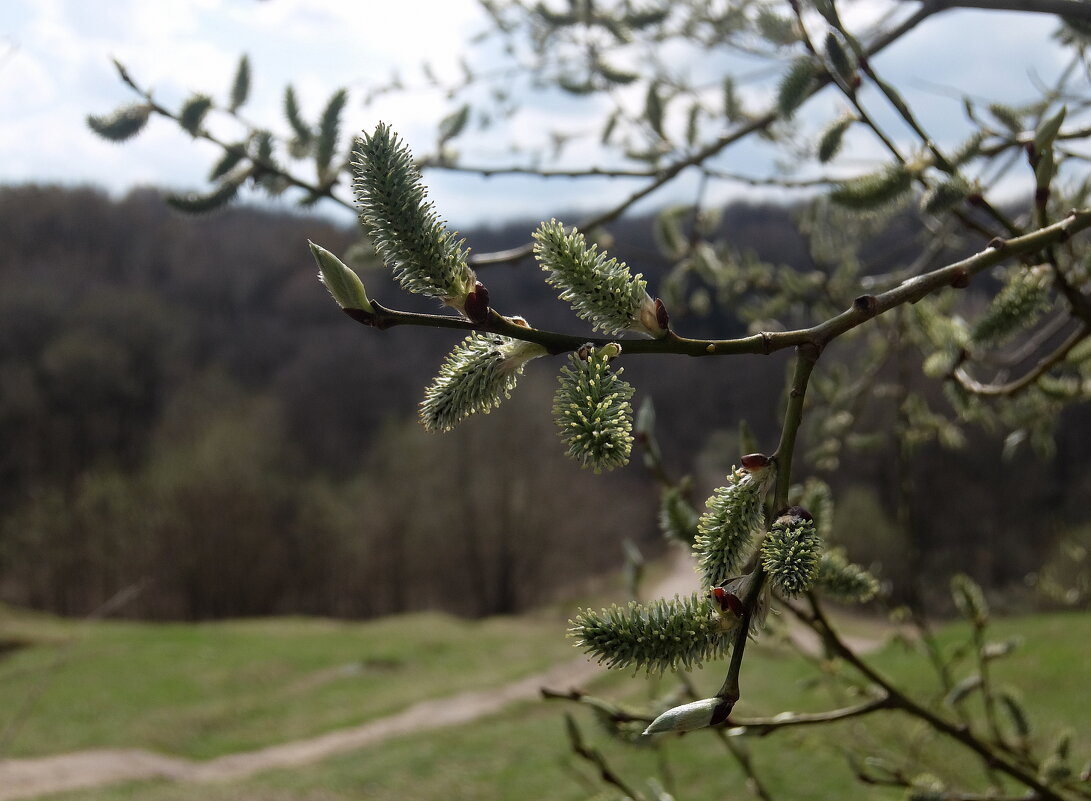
949;268;971;289
853;294;879;317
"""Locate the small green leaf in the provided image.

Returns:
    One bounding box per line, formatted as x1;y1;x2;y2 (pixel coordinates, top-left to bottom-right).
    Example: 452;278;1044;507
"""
228;54;250;112
166;176;244;214
208;145;246;181
601;109;620;145
309;240;372;312
284;85;313;149
723;76;744;122
316;88;348;180
944;674;982;706
439;104;471;143
87;104;151;142
1034;105;1067;152
597;59;639;85
645;81;665;139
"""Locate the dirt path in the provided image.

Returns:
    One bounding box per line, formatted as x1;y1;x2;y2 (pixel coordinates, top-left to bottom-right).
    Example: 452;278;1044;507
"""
0;549;889;800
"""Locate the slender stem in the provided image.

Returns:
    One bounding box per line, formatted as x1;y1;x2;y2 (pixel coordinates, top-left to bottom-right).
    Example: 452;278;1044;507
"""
772;346;821;509
715;347;819;704
728;695;892;735
113;60;355;212
792;597;1073;801
953;324;1091;396
468;1;945;267
900;0;1091;20
349;208;1091;362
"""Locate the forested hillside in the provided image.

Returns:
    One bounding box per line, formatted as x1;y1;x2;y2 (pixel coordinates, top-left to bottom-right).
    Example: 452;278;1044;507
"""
1;184;1086;619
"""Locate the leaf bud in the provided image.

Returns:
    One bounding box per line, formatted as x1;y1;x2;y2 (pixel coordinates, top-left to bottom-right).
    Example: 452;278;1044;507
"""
309;240;373;313
643;696;734;736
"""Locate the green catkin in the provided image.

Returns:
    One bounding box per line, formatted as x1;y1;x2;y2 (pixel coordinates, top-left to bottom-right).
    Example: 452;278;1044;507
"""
553;345;635;472
87;104;151;142
420;334;545;432
971;265;1052;346
813;548;879;603
179;94;213;135
659;486;700;545
693;460;776;588
777;57;815;118
352;124;476;306
569;594;730;674
534;220;660;337
762;509;822;597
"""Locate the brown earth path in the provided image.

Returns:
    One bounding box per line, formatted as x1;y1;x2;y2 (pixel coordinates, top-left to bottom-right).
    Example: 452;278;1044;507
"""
0;549;888;800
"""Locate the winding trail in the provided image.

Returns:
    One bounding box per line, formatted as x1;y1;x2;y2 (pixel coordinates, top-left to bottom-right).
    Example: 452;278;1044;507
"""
0;550;888;799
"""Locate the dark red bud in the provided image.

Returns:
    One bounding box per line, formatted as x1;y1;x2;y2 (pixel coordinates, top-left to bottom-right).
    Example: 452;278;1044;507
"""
712;587;745;617
967;193;985;207
740;453;772;470
986;237;1006;250
655;297;670;331
950;268;970;289
464;281;490;324
779;505;813;522
849;73;861;90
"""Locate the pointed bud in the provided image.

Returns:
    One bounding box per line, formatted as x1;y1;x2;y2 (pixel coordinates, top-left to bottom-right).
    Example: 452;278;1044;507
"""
310;241;373;312
643;697;733;736
1034;105;1066;153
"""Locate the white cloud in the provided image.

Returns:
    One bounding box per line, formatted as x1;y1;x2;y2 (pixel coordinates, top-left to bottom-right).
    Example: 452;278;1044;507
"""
0;0;1082;226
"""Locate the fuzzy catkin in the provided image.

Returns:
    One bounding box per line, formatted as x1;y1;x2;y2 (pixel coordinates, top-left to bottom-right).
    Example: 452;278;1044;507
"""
534;220;656;336
352;123;475;304
420;334;544;432
569;594;730;674
553;346;635;472
762;511;822;597
693;462;776;588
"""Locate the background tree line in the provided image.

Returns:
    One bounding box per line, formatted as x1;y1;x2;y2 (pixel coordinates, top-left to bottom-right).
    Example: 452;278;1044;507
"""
1;183;1087;619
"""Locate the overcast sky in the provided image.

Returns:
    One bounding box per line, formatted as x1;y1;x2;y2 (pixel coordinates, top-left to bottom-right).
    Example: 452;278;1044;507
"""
0;0;1076;227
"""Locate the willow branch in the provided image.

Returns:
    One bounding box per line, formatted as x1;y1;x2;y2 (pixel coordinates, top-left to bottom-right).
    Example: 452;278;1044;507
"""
728;695;892;735
789;597;1072;801
712;348;819;708
953;323;1091;396
349;209;1091;360
112;60;355;213
468;1;943;267
899;0;1091;21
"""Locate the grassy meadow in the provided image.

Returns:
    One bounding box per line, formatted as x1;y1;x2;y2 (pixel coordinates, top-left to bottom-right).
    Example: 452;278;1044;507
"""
0;592;1088;801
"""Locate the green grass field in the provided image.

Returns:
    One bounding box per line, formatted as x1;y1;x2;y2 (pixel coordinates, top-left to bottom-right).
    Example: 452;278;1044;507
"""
1;600;1087;801
0;605;575;760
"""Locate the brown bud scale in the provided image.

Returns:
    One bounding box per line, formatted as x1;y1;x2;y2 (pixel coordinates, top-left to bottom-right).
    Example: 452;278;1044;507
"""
464;281;491;324
655;297;671;331
740;453;772;470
